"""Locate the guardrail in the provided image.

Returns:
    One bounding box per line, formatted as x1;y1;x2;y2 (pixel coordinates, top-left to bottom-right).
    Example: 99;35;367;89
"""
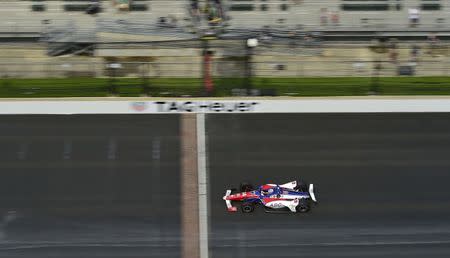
1;58;450;79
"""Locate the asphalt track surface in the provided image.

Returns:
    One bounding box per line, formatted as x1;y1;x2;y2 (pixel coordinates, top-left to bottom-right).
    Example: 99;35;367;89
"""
208;114;450;258
1;113;450;258
0;115;181;258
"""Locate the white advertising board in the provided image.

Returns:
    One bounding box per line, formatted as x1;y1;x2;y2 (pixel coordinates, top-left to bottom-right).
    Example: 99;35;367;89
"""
1;98;450;114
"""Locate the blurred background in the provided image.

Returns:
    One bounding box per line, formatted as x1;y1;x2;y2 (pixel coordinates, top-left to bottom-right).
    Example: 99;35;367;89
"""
2;3;450;258
1;0;450;97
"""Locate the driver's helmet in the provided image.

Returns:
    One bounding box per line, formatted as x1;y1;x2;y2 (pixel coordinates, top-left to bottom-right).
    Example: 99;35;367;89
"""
261;188;274;196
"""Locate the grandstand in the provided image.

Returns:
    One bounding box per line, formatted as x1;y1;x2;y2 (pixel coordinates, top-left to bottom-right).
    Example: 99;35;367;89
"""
225;0;448;30
0;0;450;35
1;1;187;24
0;1;190;40
1;0;450;41
1;1;450;82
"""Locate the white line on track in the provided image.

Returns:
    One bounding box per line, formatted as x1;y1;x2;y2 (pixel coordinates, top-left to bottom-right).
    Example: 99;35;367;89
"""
197;113;209;258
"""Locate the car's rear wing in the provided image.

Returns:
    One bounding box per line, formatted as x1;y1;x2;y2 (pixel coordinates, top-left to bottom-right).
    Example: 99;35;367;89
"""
223;190;237;212
309;184;317;203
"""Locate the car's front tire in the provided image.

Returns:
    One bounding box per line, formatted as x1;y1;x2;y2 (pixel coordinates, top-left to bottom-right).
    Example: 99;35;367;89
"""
296;199;310;213
241;203;255;213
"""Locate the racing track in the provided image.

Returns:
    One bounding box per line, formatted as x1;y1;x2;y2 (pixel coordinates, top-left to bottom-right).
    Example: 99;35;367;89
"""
208;113;450;258
1;113;450;258
0;115;181;258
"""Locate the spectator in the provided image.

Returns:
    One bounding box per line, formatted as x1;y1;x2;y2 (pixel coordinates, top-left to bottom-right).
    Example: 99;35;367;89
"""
214;0;224;20
427;32;440;57
190;1;200;23
288;31;298;48
388;38;399;64
320;8;328;26
114;0;130;11
428;32;439;45
408;7;420;27
410;44;420;62
304;33;313;46
331;11;340;26
86;0;100;15
170;15;178;25
158;16;171;28
207;6;218;24
207;2;222;25
191;0;198;10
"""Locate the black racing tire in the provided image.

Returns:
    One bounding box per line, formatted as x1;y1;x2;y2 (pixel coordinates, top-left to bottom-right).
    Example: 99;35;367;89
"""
241;203;255;213
296;198;310;213
240;182;254;192
294;180;308;192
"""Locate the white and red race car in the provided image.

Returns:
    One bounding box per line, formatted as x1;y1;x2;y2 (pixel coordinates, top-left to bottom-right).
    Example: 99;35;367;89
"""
223;180;317;213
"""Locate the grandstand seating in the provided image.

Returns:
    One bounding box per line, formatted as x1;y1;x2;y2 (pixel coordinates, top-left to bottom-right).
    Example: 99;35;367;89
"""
1;1;189;33
1;0;450;41
224;0;447;30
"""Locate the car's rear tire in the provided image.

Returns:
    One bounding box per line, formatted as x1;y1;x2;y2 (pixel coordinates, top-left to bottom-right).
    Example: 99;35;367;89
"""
296;199;310;213
240;182;254;192
241;203;255;213
294;180;308;192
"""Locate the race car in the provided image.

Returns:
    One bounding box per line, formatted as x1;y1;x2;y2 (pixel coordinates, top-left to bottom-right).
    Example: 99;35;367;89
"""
223;180;317;213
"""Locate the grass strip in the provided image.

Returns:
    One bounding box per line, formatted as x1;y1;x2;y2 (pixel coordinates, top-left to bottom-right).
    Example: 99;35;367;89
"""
1;77;450;97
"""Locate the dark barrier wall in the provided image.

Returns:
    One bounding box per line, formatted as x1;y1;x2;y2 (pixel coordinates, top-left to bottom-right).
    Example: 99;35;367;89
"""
0;115;181;258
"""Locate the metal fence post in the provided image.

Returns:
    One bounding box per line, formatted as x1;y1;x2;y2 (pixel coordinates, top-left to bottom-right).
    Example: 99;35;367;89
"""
370;59;381;95
202;39;214;96
244;39;253;94
245;38;258;95
141;62;150;96
108;63;121;96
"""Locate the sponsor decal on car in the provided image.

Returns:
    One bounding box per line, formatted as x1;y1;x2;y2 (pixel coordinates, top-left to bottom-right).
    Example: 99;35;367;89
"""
266;201;285;209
